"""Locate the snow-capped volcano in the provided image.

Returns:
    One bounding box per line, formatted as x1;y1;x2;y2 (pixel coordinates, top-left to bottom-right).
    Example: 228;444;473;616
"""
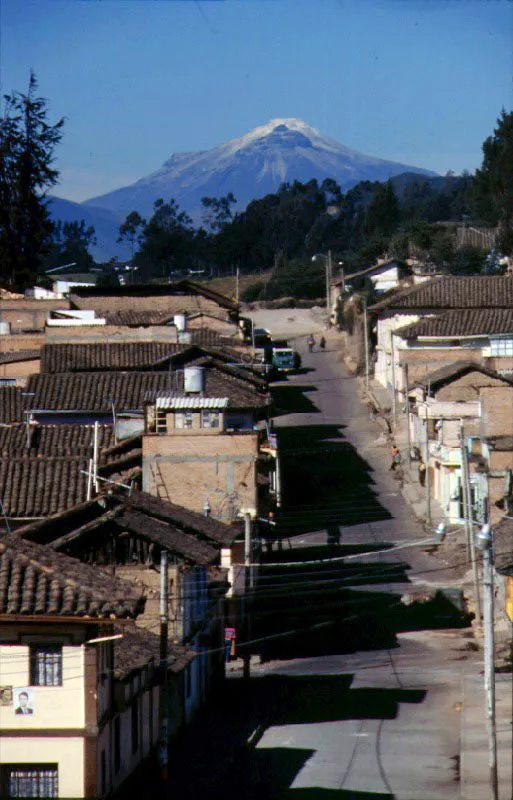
83;118;436;220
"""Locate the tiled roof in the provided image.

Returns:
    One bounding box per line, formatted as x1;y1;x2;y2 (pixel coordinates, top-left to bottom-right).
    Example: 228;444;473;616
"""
113;508;219;565
124;490;240;547
416;362;513;392
0;349;40;365
113;624;196;679
70;279;239;311
40;343;185;373
0;457;90;518
0;386;24;423
0;534;144;618
396;309;513;339
104;310;175;326
343;259;411;282
0;424;115;457
369;276;513;313
25;372;177;412
40;342;248;374
0;432;142;520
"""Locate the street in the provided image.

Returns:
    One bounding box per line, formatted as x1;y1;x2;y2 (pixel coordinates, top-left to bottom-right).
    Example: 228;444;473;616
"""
148;313;506;800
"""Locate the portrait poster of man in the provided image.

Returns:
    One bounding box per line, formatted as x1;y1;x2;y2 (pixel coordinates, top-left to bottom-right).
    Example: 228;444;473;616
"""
14;688;34;715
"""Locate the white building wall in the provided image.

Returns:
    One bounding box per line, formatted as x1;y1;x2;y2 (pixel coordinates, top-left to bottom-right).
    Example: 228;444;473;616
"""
0;644;85;730
0;738;84;798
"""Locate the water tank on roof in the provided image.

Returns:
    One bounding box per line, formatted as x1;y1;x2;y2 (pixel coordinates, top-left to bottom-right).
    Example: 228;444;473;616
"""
184;366;205;393
174;313;187;332
0;322;10;335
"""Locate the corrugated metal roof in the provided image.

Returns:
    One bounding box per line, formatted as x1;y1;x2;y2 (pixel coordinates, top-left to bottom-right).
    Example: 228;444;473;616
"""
156;395;229;410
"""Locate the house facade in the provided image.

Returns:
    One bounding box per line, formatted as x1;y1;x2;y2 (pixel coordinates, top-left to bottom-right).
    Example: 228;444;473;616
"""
0;534;145;799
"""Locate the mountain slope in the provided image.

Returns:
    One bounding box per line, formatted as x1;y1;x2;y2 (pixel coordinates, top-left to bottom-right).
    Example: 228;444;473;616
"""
83;118;437;221
47;197;129;262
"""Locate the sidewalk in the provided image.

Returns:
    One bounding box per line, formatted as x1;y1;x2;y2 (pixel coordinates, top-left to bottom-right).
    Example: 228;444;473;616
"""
357;374;446;529
461;669;513;800
356;373;513;800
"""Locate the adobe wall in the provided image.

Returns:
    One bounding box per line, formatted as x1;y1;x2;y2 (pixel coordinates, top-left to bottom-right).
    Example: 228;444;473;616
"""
0;359;40;379
0;333;44;352
399;348;484;385
436;372;507;402
142;433;258;522
45;325;179;343
481;387;513;437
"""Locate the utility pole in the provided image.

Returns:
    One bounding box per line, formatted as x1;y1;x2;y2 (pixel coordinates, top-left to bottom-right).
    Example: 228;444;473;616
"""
363;297;370;394
482;533;499;800
325;250;332;330
390;331;397;430
158;550;169;783
424;392;431;525
404;364;411;470
460;423;482;625
235;267;240;305
243;513;252;680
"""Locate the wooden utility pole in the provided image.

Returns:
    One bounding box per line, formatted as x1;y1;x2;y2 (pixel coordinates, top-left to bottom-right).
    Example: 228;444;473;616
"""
404;364;411;470
390;332;397;430
460;424;482;625
158;550;169;782
243;513;252;681
483;541;499;800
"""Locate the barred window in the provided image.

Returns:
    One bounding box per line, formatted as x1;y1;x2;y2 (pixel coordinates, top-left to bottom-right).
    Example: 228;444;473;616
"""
4;765;58;798
30;646;62;687
175;412;194;429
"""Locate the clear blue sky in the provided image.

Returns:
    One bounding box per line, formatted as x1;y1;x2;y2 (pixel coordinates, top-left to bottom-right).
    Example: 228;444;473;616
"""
3;0;512;202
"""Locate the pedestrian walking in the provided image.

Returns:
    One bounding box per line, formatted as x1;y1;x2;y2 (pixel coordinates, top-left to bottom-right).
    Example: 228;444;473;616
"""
418;459;426;487
390;443;401;471
319;336;326;351
307;334;315;352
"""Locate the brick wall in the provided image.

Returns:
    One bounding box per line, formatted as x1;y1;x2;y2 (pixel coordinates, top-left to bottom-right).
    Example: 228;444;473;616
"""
0;300;68;331
143;433;258;522
0;359;40;379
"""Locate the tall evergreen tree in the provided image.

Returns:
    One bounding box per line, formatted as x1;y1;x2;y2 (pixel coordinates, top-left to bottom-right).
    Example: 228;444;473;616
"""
0;72;64;289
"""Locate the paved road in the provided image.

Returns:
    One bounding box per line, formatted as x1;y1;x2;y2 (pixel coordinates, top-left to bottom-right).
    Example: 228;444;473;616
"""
151;314;503;800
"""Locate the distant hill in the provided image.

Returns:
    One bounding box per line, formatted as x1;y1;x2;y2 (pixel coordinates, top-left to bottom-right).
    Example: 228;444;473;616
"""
47;196;130;262
82;118;438;222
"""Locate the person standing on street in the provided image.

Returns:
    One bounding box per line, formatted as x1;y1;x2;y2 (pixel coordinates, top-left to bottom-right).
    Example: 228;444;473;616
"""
319;336;326;350
308;334;315;352
390;443;401;471
418;459;426;487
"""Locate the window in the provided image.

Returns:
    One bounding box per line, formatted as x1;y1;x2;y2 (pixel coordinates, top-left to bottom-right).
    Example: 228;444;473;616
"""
490;337;513;357
30;646;62;687
3;765;58;798
131;699;139;754
175;412;194;429
201;410;220;429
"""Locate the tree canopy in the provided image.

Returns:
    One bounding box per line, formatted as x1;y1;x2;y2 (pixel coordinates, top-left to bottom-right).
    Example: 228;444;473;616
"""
0;72;64;289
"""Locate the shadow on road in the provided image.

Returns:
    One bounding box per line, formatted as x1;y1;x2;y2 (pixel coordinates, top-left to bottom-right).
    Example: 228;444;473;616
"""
156;675;423;799
272;385;320;416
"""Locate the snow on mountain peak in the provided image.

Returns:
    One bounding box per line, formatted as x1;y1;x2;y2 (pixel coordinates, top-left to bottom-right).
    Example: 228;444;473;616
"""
225;118;327;155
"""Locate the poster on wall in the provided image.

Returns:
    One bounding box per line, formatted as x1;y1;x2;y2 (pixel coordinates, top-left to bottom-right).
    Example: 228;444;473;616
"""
13;687;35;715
0;686;13;706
